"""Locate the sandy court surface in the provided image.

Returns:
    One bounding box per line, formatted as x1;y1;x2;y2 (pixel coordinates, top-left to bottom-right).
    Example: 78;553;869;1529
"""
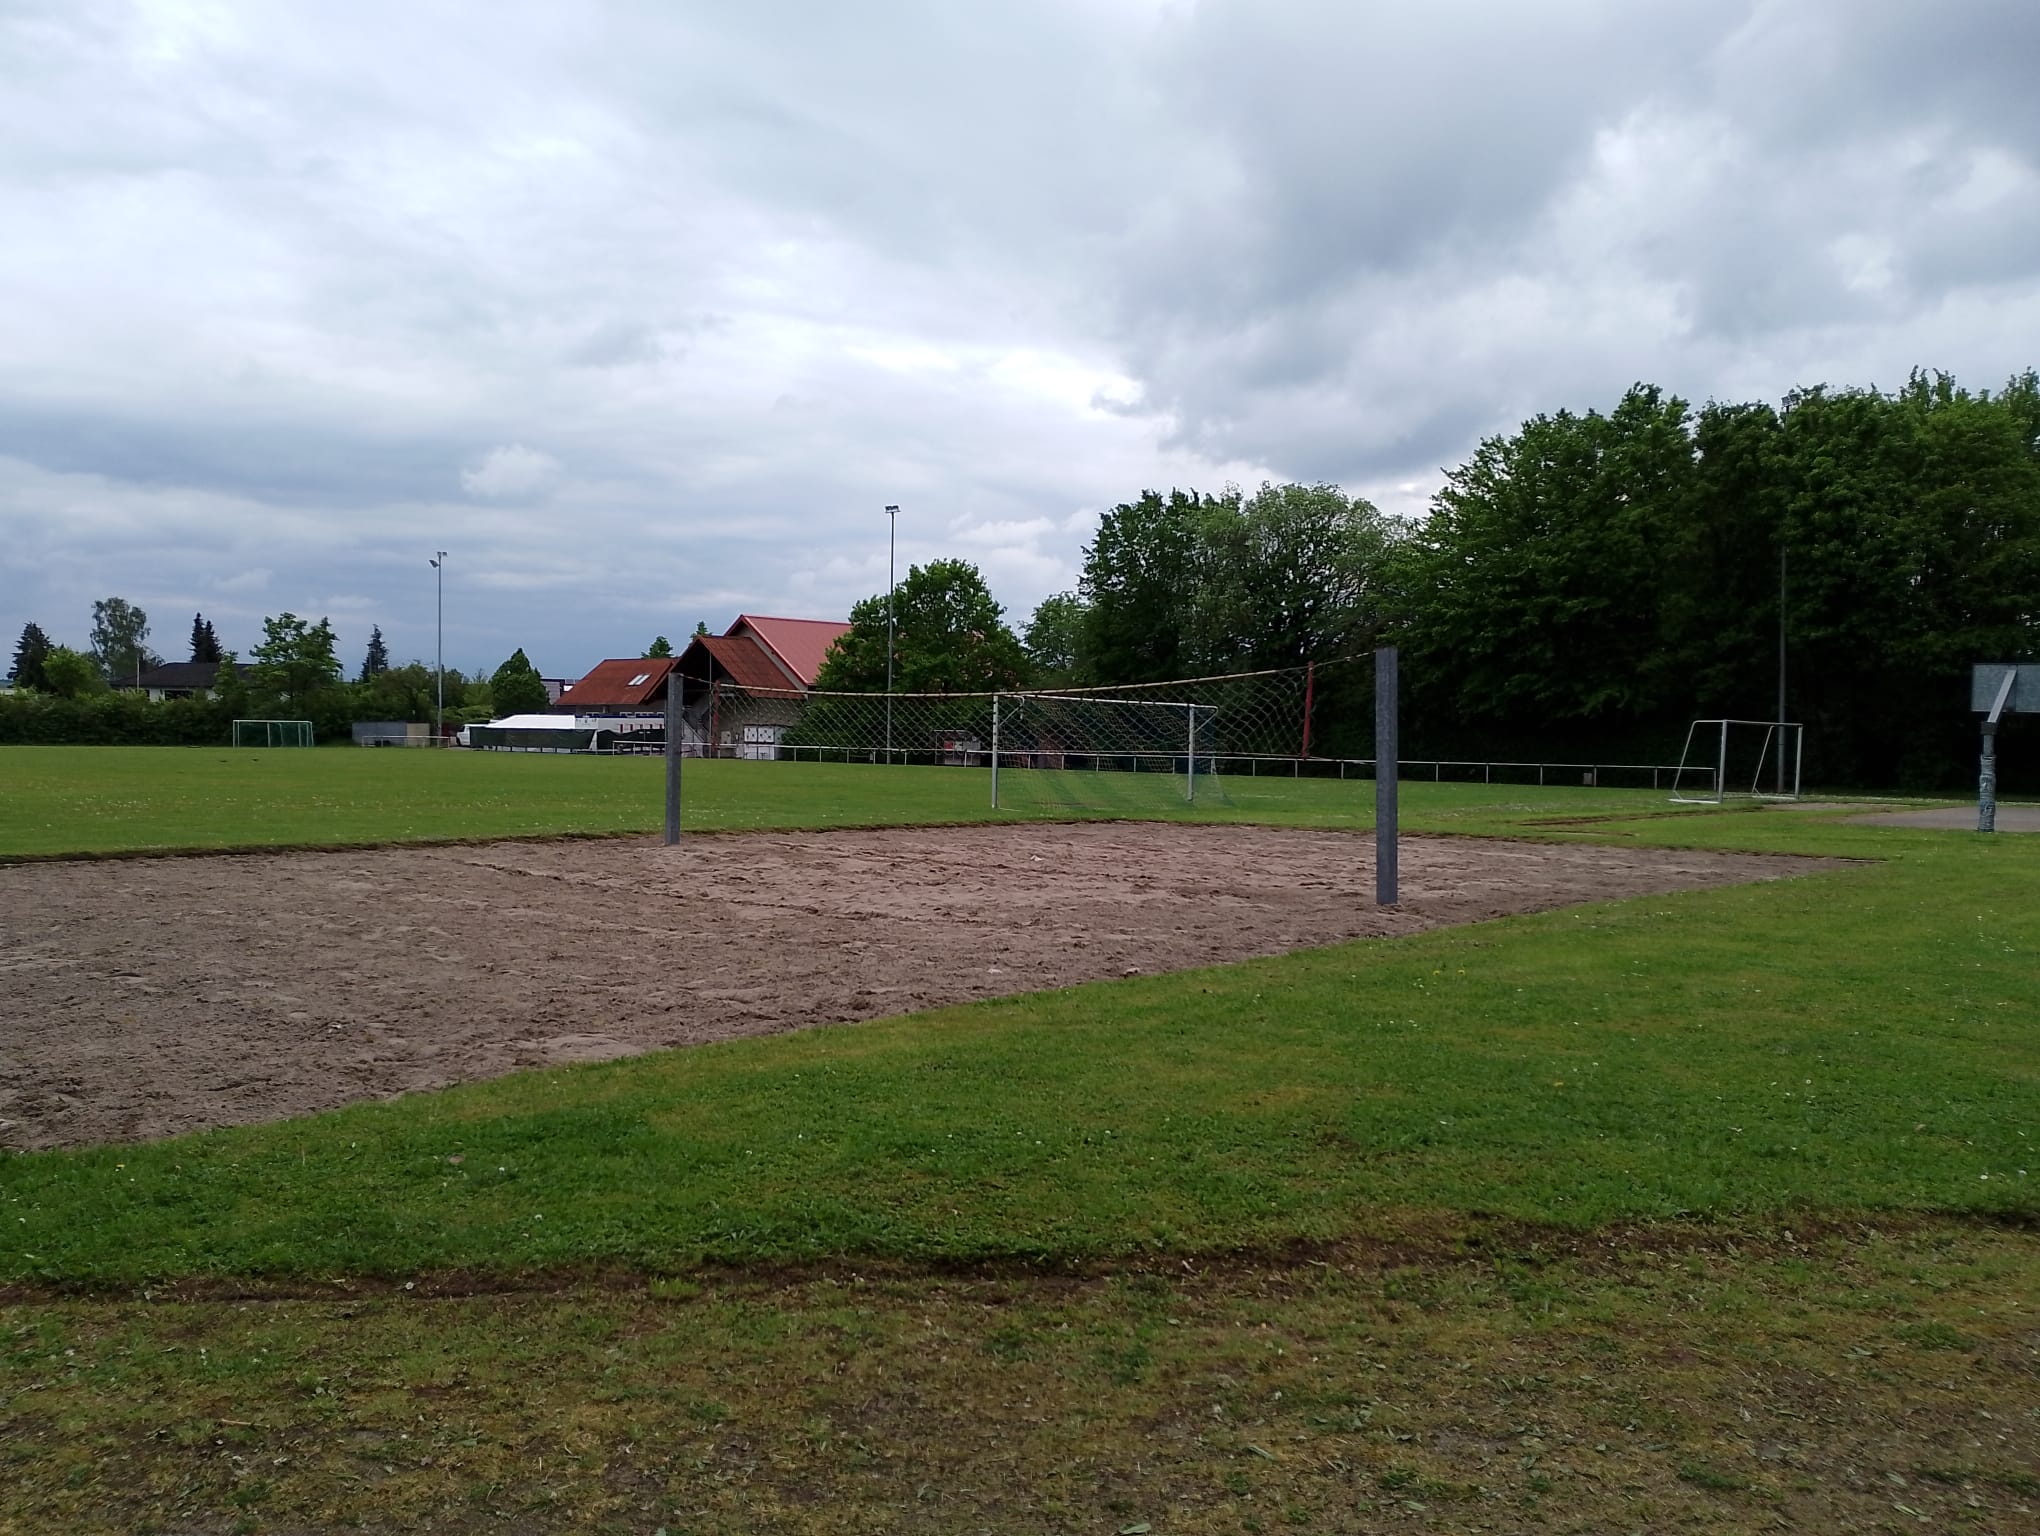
1;824;1837;1151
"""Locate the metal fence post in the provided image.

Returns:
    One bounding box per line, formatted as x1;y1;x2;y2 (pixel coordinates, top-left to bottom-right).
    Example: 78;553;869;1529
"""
991;694;1001;809
663;677;681;845
1375;647;1399;906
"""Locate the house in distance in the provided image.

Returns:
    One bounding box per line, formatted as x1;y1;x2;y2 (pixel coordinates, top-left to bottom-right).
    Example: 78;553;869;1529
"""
552;614;850;757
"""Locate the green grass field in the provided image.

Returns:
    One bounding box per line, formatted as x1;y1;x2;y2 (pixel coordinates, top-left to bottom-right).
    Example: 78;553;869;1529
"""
1;742;1757;858
2;748;2034;1533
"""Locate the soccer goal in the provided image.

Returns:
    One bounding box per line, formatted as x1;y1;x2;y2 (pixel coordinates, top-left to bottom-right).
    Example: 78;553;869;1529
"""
990;692;1222;811
1668;718;1803;804
232;718;315;748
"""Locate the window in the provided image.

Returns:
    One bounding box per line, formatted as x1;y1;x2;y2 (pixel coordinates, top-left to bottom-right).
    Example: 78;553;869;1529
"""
628;673;651;687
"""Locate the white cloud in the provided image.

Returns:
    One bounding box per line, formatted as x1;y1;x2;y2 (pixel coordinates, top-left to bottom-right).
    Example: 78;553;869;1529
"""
460;445;562;500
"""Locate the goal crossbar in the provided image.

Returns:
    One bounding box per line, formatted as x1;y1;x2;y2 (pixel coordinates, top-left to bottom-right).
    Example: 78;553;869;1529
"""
1669;718;1803;804
232;718;314;748
990;691;1219;808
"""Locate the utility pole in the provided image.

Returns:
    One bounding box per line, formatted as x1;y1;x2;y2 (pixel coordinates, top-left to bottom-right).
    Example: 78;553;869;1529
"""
431;550;447;740
884;505;899;764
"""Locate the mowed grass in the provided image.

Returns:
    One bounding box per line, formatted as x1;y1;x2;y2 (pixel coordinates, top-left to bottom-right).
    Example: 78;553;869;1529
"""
4;753;2037;1532
3;787;2033;1286
0;742;1737;859
9;1227;2036;1534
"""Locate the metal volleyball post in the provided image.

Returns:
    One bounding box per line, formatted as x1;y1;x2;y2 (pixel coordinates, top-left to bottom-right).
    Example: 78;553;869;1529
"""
1375;646;1399;906
1185;701;1196;805
664;673;681;845
990;693;1001;809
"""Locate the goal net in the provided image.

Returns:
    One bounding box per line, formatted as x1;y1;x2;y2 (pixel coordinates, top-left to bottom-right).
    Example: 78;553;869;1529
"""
666;658;1366;815
232;718;315;748
1668;718;1803;803
992;693;1222;811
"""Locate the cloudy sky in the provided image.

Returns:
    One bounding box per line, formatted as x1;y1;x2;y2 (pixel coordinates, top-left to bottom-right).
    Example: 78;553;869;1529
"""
3;0;2036;678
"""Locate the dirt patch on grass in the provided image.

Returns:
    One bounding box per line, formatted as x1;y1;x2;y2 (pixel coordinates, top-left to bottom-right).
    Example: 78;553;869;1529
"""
1;823;1835;1151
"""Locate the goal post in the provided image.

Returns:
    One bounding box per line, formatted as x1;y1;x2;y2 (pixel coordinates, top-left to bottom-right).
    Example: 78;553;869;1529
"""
1668;718;1803;804
232;718;315;748
990;691;1220;811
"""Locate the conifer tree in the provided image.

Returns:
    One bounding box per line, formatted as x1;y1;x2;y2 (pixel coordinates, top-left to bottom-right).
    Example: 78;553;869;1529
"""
189;612;223;663
10;622;53;691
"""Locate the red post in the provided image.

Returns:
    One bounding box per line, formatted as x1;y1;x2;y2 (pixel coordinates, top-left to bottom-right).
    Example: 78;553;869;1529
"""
1300;660;1315;759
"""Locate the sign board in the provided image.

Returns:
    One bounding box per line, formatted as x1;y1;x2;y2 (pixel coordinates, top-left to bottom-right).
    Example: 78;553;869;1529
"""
1971;664;2040;715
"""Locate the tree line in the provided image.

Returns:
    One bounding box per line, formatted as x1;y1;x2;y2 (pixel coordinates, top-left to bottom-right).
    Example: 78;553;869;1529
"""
10;367;2034;783
4;605;553;746
1005;370;2036;790
698;367;2040;790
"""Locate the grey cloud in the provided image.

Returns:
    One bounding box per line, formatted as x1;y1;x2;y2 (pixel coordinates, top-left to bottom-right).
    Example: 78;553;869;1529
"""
4;0;2036;675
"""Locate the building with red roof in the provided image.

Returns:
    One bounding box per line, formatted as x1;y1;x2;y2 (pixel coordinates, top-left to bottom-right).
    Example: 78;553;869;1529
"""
724;615;853;688
551;616;852;756
554;657;678;712
671;615;851;756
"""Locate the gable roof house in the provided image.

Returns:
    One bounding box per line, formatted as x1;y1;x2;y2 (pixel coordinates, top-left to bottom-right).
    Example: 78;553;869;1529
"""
673;614;851;757
553;657;679;715
125;661;224;701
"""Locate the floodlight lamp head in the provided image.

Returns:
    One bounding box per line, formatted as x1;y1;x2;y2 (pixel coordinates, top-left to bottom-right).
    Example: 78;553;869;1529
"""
884;504;899;514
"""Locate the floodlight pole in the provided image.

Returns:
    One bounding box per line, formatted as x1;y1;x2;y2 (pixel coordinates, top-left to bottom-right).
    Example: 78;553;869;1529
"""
884;504;899;765
430;550;447;741
1776;542;1788;796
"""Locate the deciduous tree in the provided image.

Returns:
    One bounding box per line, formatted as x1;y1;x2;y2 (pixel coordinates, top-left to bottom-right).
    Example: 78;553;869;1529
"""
1022;592;1091;685
815;558;1027;693
90;597;158;685
249;613;342;707
1079;489;1204;683
489;648;551;716
1185;482;1399;672
42;645;107;699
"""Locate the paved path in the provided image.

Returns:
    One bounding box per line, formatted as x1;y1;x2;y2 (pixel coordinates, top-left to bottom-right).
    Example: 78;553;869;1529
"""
1846;803;2040;831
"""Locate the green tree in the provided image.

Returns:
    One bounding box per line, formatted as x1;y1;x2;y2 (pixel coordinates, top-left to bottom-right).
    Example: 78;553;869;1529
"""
360;625;389;680
815;558;1028;693
1184;482;1399;671
1079;488;1206;683
210;652;251;722
249;613;343;707
90;597;158;685
1772;371;2040;786
1398;384;1700;737
42;645;108;699
489;648;551;716
1022;592;1091;685
188;613;223;664
692;620;710;638
10;622;52;691
358;660;436;721
645;635;674;658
